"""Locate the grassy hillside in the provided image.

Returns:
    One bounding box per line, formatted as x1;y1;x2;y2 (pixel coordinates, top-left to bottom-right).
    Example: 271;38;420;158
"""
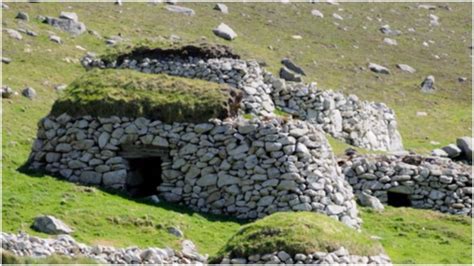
1;1;472;264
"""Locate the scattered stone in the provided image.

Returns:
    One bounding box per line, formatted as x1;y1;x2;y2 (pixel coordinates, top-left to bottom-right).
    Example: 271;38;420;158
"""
43;13;87;35
16;11;29;21
115;0;122;6
429;14;440;26
420;75;435;92
4;29;23;40
458;77;467;82
167;226;184;238
416;111;427;117
359;192;384;211
1;86;15;98
1;3;9;9
281;58;305;75
26;30;38;37
214;3;228;14
431;148;448;157
380;24;401;36
311;9;324;18
332;13;343;20
165;5;195;16
2;57;12;64
368;63;390;74
22;87;36;99
280;66;302;82
32;215;73;234
418;4;437;10
396;64;416;73
383;37;397;46
291;35;302;40
213;23;237;40
54;84;67;91
49;35;62;44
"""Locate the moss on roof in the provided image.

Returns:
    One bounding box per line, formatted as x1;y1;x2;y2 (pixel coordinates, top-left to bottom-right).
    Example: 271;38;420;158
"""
210;212;384;262
51;69;236;123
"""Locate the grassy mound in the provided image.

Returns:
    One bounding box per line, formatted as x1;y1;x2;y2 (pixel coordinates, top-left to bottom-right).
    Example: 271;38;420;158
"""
2;250;97;264
51;69;236;123
210;212;384;262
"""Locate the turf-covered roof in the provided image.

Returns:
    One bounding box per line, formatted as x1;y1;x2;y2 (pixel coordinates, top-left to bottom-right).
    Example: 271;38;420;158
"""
210;212;384;262
51;69;237;123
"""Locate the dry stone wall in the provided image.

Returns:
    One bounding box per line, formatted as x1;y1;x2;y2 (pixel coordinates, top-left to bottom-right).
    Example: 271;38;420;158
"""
82;53;403;152
28;114;361;228
220;248;392;265
342;155;472;216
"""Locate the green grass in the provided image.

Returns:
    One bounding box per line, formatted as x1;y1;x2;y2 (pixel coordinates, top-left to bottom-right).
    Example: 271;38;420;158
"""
2;250;97;264
1;2;472;264
210;212;384;262
51;69;232;123
361;206;472;264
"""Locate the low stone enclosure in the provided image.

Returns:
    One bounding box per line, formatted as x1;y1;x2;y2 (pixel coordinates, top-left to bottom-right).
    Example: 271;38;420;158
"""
28;43;471;235
341;154;472;216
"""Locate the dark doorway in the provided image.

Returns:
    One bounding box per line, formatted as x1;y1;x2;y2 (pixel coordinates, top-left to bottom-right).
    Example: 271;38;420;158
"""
387;191;411;207
126;157;163;197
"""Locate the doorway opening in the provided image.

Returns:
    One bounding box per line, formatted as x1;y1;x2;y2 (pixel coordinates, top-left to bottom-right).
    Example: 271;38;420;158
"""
126;157;163;197
387;191;411;207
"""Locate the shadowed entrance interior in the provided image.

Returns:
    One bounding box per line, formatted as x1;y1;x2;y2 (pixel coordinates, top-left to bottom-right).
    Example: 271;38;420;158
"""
387;191;411;207
126;157;163;197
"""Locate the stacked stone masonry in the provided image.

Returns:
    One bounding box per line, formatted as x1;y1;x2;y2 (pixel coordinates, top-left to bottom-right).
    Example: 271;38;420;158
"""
28;114;361;228
82;54;403;152
220;248;392;265
342;155;472;216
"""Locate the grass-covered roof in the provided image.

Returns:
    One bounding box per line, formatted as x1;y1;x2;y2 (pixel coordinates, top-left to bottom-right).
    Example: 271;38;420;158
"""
210;212;384;262
51;69;236;123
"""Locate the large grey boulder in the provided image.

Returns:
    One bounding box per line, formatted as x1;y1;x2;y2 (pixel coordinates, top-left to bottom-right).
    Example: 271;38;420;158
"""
359;192;384;211
43;14;86;35
213;23;237;40
420;75;435;92
456;137;472;161
280;66;302;82
165;5;195;16
32;215;73;234
368;63;390;74
281;58;306;75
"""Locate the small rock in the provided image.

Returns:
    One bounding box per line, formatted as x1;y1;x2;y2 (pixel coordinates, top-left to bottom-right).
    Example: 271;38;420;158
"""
165;5;195;16
22;87;36;99
416;111;428;117
418;4;437;10
311;9;324;18
59;12;79;22
214;3;228;14
383;37;398;46
458;77;467;82
442;144;461;158
115;0;122;5
213;23;237;40
2;57;12;64
281;58;305;75
332;13;343;20
291;35;302;40
396;64;416;73
420;75;435;92
368;63;390;74
49;35;62;44
5;29;23;40
16;11;29;21
280;66;302;82
1;86;15;98
359;192;384;211
167;226;184;238
431;148;448;157
380;24;401;36
54;84;67;91
32;215;73;234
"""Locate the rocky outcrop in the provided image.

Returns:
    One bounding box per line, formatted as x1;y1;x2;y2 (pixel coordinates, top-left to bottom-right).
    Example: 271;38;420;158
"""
1;232;206;264
342;155;472;216
220;247;392;265
28;115;361;228
32;215;73;235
